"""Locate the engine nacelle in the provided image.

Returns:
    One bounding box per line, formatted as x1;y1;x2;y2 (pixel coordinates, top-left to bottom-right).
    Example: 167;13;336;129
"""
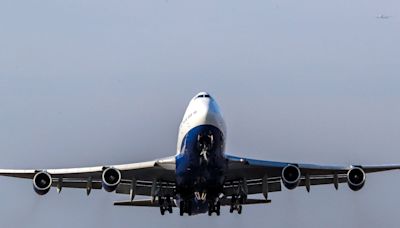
102;167;121;192
282;164;301;190
347;167;366;191
33;171;52;195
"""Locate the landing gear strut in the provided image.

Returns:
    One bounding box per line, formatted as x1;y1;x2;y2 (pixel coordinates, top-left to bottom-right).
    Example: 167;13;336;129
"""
228;178;247;214
197;132;215;165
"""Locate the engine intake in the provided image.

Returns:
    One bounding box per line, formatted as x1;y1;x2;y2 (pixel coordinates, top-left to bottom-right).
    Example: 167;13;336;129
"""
33;171;52;195
282;164;301;190
102;167;121;192
347;167;366;191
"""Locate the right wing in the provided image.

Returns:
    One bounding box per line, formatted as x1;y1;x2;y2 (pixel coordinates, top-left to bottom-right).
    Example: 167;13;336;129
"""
224;154;400;196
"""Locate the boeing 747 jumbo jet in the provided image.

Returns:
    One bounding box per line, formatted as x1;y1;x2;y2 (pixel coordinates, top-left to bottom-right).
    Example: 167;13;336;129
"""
1;92;399;216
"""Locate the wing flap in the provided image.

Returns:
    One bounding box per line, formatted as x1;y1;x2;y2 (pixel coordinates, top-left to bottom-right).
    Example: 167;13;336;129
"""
299;175;347;187
224;179;282;195
51;179;102;190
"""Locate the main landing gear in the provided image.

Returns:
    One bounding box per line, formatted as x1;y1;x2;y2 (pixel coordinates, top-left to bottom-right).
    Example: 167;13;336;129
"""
159;197;173;215
208;201;221;216
229;195;244;214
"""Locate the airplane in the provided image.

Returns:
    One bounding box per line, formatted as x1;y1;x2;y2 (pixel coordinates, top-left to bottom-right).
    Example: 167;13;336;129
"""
0;91;400;216
376;14;390;19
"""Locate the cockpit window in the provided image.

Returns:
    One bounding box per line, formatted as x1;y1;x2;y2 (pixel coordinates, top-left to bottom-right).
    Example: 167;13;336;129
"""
196;94;211;99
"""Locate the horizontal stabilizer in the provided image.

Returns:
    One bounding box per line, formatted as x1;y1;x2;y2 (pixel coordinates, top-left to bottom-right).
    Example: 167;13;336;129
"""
220;198;271;206
114;198;270;207
242;198;271;205
114;199;177;207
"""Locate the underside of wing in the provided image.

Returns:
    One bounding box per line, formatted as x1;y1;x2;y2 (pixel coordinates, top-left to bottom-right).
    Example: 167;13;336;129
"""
225;154;400;196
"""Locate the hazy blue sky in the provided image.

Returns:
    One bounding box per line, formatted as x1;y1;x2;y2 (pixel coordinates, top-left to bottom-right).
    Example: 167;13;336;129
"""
1;0;400;227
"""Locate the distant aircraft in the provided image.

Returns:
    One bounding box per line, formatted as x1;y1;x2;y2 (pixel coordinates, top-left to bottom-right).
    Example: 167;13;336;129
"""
1;92;400;216
377;14;390;19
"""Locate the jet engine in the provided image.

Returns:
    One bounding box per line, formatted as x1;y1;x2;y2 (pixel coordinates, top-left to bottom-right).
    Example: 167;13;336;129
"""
102;167;121;192
33;171;52;195
282;164;301;190
347;167;366;191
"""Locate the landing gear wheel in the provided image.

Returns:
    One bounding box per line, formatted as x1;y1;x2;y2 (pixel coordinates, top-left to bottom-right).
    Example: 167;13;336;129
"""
159;197;173;215
179;201;184;216
187;201;192;216
208;201;221;216
230;195;244;215
208;202;213;216
179;200;192;216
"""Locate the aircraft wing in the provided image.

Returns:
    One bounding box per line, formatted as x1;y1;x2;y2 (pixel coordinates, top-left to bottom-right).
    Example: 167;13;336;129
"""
224;154;400;195
0;156;176;196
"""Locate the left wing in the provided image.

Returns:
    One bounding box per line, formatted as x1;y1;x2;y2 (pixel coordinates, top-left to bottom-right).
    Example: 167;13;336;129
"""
225;154;400;196
0;156;176;197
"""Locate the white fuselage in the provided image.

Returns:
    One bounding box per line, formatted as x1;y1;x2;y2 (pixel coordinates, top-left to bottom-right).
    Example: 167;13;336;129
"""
177;92;226;155
174;92;228;215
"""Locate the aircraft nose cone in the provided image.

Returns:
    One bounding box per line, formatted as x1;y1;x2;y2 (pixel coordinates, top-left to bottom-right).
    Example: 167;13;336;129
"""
198;100;217;117
195;100;223;128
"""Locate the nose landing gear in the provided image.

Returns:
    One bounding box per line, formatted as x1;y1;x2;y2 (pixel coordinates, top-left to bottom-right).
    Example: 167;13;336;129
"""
197;131;215;162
